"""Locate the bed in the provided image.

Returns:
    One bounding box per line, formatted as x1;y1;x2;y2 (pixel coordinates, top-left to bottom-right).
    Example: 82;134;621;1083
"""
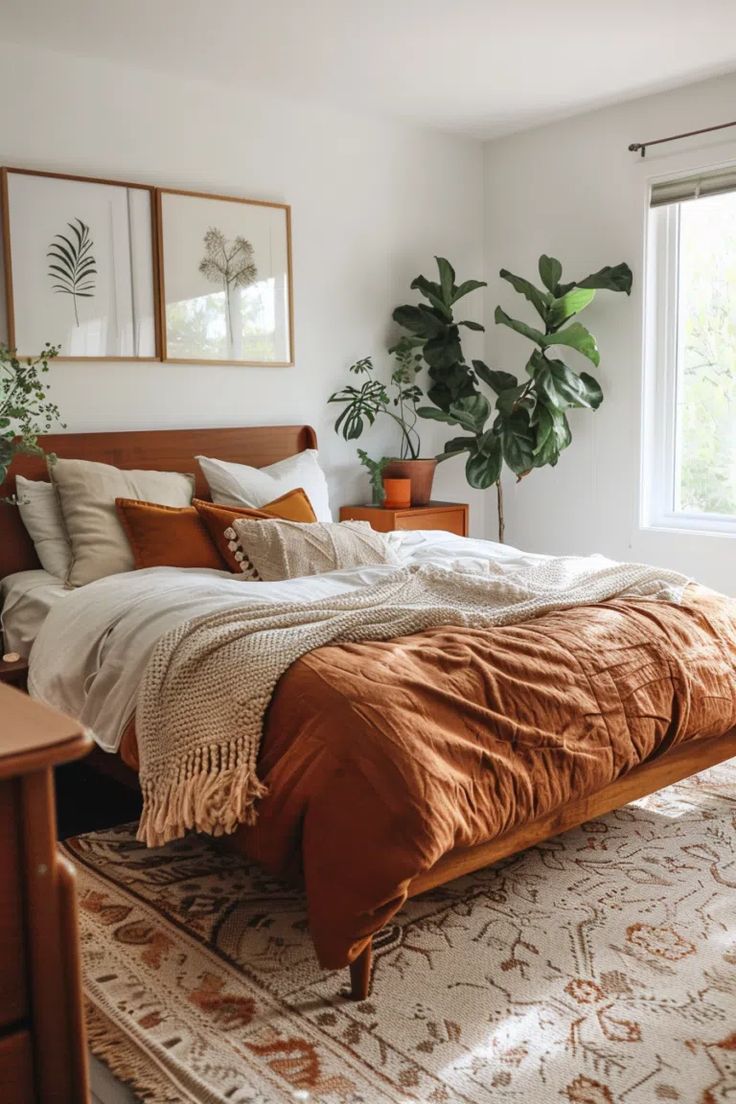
3;424;736;1002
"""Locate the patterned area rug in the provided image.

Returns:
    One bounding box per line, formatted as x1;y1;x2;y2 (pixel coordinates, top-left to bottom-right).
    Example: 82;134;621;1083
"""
62;761;736;1104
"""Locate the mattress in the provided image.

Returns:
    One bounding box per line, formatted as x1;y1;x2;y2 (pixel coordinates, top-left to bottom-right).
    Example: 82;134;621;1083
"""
1;569;70;657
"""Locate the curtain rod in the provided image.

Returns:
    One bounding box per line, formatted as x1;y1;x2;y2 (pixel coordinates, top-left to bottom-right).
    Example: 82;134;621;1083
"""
629;119;736;157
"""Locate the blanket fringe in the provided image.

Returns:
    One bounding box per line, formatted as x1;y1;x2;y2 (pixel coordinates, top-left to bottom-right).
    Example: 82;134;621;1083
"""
137;763;268;848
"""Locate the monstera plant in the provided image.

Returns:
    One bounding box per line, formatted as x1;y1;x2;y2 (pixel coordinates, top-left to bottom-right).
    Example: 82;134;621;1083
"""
392;256;632;540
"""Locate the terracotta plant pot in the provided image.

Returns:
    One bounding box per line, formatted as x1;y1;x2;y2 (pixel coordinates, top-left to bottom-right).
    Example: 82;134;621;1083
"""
382;458;437;506
382;477;411;509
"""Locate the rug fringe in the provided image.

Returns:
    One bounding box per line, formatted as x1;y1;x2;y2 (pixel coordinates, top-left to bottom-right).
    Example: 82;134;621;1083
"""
86;999;184;1104
137;762;268;847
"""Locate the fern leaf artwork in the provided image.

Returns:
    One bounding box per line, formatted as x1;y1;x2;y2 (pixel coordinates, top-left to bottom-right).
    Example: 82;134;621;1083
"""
47;218;96;326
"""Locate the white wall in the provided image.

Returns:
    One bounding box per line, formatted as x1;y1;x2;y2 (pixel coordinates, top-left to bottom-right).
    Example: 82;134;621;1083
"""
484;70;736;592
0;41;487;531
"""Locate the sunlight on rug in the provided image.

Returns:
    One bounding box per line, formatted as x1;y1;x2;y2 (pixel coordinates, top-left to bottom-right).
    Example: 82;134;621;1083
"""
62;761;736;1104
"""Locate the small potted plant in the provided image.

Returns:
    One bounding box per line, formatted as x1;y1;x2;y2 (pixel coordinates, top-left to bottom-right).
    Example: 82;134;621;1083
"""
327;344;437;505
0;343;62;494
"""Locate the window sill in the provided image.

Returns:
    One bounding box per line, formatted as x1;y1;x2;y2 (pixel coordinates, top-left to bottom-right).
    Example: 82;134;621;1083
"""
641;518;736;539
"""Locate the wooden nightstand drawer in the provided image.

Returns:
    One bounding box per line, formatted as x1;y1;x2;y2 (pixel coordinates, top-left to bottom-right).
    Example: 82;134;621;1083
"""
394;508;466;535
0;781;27;1029
340;501;468;536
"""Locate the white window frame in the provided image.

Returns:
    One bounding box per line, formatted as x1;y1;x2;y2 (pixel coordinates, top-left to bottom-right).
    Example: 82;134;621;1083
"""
642;185;736;536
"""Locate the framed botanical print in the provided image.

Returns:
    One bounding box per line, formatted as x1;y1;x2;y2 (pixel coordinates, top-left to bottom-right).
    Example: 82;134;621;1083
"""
1;168;159;360
158;188;294;366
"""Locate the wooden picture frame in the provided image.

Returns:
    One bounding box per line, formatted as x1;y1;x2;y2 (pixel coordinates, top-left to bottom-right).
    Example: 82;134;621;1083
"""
157;187;294;367
1;167;161;362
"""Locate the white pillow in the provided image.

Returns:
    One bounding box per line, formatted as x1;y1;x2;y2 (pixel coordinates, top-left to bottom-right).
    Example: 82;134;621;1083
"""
196;449;332;522
50;458;194;587
15;475;71;579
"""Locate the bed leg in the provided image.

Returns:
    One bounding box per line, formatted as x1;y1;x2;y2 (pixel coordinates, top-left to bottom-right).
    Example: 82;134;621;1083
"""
348;940;373;1001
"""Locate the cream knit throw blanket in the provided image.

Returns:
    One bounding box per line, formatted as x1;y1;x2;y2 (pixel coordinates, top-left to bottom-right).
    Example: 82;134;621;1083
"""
135;558;687;846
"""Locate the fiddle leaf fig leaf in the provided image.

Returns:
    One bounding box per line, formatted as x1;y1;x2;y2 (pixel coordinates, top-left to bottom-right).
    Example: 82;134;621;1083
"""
447;393;492;432
496;383;530;417
452;278;487;303
547;287;596;330
417;405;460;424
437;435;476;461
500;269;551;321
465;433;502;489
579;371;604;409
410;275;453;319
426;361;478;411
436;256;456;306
538;255;563;294
557;262;633;297
544;321;600;366
472;360;517;395
533;402;572;456
498;409;535;476
494;306;546;346
457;319;485;331
422;328;463;370
392;304;445;339
534;357;601;409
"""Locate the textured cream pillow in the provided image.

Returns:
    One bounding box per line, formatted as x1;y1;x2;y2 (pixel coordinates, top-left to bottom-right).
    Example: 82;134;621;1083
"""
51;458;194;586
15;475;72;578
229;518;398;581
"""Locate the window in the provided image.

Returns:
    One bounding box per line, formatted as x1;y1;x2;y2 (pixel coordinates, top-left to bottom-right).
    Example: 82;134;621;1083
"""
644;168;736;533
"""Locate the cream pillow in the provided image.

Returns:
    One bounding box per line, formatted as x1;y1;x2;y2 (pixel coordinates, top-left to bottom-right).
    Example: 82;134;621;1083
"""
197;449;332;522
51;458;194;586
15;475;72;579
229;518;397;581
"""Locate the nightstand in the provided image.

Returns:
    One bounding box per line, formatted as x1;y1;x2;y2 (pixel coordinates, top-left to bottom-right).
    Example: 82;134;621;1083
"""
340;501;468;536
0;655;28;692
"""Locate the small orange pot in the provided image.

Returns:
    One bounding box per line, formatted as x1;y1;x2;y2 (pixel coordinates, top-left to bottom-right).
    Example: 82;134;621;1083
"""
382;458;437;506
382;477;411;509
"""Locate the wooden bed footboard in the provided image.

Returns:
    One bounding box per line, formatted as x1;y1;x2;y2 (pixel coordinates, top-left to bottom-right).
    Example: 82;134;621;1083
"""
347;726;736;1000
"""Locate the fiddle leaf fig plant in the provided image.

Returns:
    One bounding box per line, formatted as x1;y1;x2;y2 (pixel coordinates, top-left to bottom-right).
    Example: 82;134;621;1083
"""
392;255;632;540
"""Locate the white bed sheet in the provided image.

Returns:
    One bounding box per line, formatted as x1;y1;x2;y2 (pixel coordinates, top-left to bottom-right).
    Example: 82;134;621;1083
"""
1;569;70;657
27;531;545;752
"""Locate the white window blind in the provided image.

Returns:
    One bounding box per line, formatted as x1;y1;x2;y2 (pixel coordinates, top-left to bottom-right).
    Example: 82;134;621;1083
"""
650;167;736;208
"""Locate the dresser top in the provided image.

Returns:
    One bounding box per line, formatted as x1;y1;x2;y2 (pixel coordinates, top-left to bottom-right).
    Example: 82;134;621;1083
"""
0;684;91;778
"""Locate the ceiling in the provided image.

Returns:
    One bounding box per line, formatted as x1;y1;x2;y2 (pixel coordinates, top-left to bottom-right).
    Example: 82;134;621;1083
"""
3;0;736;139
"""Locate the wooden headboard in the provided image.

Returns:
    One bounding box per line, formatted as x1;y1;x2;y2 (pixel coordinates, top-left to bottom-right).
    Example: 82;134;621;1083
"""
0;424;317;580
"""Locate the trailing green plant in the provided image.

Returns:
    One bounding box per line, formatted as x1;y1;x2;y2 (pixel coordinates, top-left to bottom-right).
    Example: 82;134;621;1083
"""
0;343;63;491
392;256;632;540
357;449;389;505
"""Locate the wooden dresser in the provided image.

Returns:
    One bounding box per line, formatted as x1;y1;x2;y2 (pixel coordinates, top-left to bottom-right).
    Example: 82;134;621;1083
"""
0;683;93;1103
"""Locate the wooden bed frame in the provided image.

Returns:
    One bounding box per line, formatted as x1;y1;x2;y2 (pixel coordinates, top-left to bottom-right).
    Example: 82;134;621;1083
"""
1;424;734;1003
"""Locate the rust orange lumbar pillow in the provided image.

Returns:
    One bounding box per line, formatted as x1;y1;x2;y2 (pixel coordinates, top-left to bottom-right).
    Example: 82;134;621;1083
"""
194;488;317;573
115;498;226;571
